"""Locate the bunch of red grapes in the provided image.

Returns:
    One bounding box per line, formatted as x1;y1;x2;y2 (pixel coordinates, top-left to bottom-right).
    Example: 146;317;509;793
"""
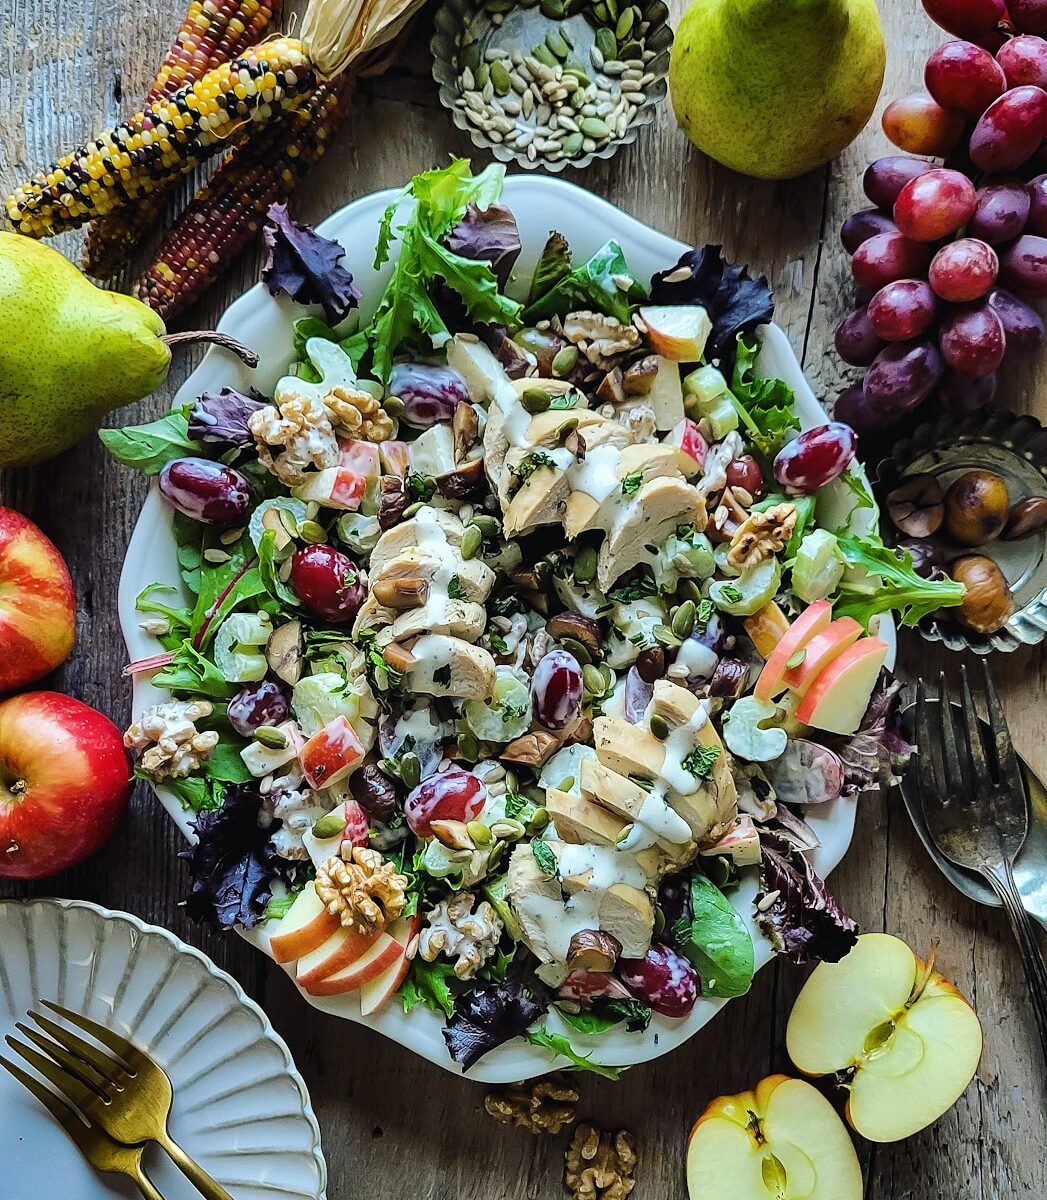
836;0;1047;433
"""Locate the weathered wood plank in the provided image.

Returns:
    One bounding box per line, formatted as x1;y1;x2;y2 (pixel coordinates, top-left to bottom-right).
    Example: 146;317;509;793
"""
0;2;1044;1198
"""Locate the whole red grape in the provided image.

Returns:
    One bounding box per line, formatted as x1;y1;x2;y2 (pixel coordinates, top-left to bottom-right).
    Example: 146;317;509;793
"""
835;307;887;365
939;368;999;412
925;39;1007;115
988;286;1047;352
724;455;765;499
864;340;945;414
841;209;900;253
1000;233;1047;296
1009;0;1047;34
852;233;932;291
939;303;1007;376
404;769;485;838
968;180;1031;243
1026;173;1047;234
867;280;939;341
893;169;977;241
882;94;966;156
834;384;899;434
929;238;999;301
290;544;367;623
921;0;1007;49
969;86;1047;171
863;157;935;208
619;944;699;1017
773;423;857;493
997;34;1047;87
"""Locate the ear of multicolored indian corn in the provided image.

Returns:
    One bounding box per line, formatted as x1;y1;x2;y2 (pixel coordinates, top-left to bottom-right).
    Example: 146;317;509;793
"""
5;37;315;239
82;0;283;278
137;75;352;321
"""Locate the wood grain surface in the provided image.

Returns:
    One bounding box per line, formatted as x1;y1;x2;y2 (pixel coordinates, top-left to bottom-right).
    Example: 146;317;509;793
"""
1;2;1045;1197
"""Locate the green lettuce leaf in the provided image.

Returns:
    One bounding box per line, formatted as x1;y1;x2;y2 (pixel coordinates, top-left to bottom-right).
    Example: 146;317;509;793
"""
556;998;651;1034
833;532;965;628
728;335;801;460
100;405;205;475
400;958;458;1017
671;872;755;999
523;240;646;325
526;231;572;306
523;1024;624;1079
153;641;237;700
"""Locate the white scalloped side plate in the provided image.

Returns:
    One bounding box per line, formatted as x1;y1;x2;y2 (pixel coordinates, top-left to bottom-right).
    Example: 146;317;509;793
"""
0;898;326;1200
118;176;895;1083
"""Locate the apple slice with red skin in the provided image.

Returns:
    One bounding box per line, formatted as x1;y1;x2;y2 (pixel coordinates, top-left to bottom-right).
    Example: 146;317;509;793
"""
301;931;403;996
782;616;863;697
666;417;710;471
296;922;382;989
753;600;833;702
359;916;421;1017
638;305;713;361
269;886;339;964
795;637;888;735
300;715;366;789
686;1074;862;1200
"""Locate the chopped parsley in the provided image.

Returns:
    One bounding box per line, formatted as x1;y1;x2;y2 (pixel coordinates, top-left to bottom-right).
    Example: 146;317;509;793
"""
621;469;644;497
549;392;577;410
682;744;721;780
719;583;744;604
447;573;466;600
499;700;527;724
607;574;659;602
531;840;558;877
504;791;528;820
694;598;715;634
406;472;436;502
510;450;556;483
489;632;509;654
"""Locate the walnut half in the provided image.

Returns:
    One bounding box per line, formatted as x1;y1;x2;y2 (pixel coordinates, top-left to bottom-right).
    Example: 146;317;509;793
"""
314;848;408;936
727;502;798;571
484;1074;580;1135
565;1124;638;1200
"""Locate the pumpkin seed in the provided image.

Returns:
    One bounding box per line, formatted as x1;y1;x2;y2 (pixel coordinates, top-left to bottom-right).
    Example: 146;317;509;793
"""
545;29;570;59
580;116;610;138
552;345;579;377
672;599;697;640
654;623;682;648
298;520;327;545
461;42;481;73
383;395;406;418
254;726;288;750
532;41;557;67
606;0;619;20
540;0;566;15
466;820;493;846
461;524;483;560
456;731;480;763
574;544;598;583
557;416;580;440
486;0;514;10
649;713;670;741
593;1;609;20
521;386;552;414
618;39;643;60
564;0;586;13
582;663;606;697
527;807;550;835
562;130;585;155
489;817;527;840
400;751;422;790
615;823;635;845
312;812;347;839
475;62;490;89
616;6;635;37
471;513;502;537
278;508;301;538
679;578;704;604
559;635;592;666
490;60;512;95
595;27;617;59
402;501;424;518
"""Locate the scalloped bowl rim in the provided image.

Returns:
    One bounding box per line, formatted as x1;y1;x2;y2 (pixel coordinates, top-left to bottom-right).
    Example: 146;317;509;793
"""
0;896;327;1198
119;175;895;1083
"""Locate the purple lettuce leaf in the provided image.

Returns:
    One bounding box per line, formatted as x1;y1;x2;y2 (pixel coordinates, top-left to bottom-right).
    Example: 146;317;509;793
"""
756;834;858;965
445;203;522;289
442;977;548;1069
649;245;773;371
181;783;284;931
824;670;914;801
188;388;267;447
262;202;361;325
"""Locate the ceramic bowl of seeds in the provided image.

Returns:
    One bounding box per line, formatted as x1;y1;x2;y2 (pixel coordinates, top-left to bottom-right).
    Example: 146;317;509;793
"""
432;0;672;171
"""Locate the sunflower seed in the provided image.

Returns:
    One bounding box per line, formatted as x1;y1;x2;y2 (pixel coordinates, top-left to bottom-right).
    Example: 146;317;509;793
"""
464;107;487;128
522;89;535;116
595;99;614;115
527;142;538;161
558;113;580;132
493;114;514;134
487;129;504;142
202;548;231;564
537;102;552;124
485;46;510;60
516;127;534;148
590;45;605;70
639;72;655;86
462;66;475;90
548;86;569;102
534;136;560;152
492;11;504;24
623;90;645;104
581;102;597;116
602;59;626;75
278;558;293;582
623;57;645;69
510;69;528;92
642;48;656;60
464;90;484;112
502;94;522;115
582;136;596;152
482;80;494;101
622;68;644;83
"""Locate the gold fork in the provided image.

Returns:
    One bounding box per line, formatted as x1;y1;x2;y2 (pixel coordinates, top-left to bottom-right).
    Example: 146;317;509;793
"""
5;1001;235;1200
0;1051;164;1200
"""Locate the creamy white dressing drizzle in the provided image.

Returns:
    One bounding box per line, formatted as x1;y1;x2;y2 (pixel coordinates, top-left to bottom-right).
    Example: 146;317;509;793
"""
695;430;744;500
658;702;711;796
618;785;693;851
276;338;360;404
673;637;719;681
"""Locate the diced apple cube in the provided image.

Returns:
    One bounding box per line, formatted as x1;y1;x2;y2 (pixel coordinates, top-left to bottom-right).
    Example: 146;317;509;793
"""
379;440;410;478
667;417;710;470
408;423;456;478
240;721;303;777
639;305;712;361
700;814;761;867
300;715;366;789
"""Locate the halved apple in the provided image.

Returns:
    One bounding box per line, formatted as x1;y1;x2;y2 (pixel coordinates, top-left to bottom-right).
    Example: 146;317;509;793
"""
794;637;887;735
295;922;382;989
301;931;403;997
269;885;338;965
638;305;712;361
359;916;421;1017
687;1075;862;1200
787;933;983;1143
781;617;863;698
753;600;833;702
300;715;366;789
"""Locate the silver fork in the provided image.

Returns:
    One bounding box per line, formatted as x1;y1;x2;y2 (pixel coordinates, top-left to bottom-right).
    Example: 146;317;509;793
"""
913;661;1047;1065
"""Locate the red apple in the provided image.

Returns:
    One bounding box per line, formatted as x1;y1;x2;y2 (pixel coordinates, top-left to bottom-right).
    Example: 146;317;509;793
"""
300;716;366;789
754;600;833;702
0;507;75;693
0;691;131;879
667;418;710;469
795;638;889;735
295;922;381;988
301;931;404;996
639;305;713;360
269;885;339;964
359;916;420;1016
782;617;863;697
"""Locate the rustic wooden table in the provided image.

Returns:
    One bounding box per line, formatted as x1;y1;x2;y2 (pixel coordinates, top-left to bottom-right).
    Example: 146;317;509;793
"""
2;1;1046;1196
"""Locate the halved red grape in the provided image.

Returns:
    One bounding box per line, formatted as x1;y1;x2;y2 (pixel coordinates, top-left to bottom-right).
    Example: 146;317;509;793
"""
841;209;900;253
1025;173;1047;234
939;302;1007;375
158;457;252;527
928;238;999;301
1000;233;1047;296
882;94;966;155
968;181;1031;243
851;232;932;291
835;307;887;365
969;85;1047;171
228;680;290;737
388;362;469;429
925;39;1006;115
867;280;939;341
290;544;367;623
864;340;946;414
773;423;857;493
1009;0;1047;34
893;169;977;241
531;648;583;732
862;157;935;209
405;769;485;838
922;0;1007;48
619;944;699;1017
988;286;1047;352
939;368;999;412
997;34;1047;87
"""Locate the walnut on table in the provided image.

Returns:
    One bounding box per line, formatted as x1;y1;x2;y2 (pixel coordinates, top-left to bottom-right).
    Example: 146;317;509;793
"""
314;847;408;936
727;502;798;571
418;891;503;980
484;1074;580;1135
123;699;219;782
565;1124;638;1200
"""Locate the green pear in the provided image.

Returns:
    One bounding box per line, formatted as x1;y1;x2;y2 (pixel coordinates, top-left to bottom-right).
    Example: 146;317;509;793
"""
669;0;886;181
0;233;255;468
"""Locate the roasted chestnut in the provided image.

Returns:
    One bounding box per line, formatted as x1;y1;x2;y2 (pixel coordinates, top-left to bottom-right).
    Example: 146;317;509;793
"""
1002;495;1047;540
886;473;944;539
950;555;1015;634
944;469;1010;547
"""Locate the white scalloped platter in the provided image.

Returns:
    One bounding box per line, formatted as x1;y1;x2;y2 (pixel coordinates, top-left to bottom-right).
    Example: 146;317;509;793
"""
0;899;326;1199
119;175;895;1084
